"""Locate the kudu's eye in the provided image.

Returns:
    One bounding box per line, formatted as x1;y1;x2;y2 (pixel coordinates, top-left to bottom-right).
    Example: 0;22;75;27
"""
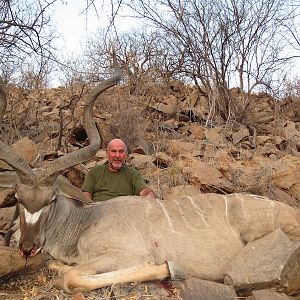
15;193;24;205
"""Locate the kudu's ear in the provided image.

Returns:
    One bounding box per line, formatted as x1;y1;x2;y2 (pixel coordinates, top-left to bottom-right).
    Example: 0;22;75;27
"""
0;171;19;188
55;175;93;205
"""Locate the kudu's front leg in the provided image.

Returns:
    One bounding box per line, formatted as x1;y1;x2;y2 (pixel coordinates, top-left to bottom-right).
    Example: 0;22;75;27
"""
49;260;184;294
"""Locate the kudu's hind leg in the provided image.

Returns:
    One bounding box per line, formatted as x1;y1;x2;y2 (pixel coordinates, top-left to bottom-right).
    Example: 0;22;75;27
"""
53;261;184;294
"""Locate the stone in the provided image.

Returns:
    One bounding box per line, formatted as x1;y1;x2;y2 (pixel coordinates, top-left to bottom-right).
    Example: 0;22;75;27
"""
224;229;300;294
248;289;294;300
0;189;16;208
163;185;200;200
204;127;226;144
0;246;49;278
176;278;237;300
12;137;39;164
272;155;300;200
232;127;249;144
0;137;39;170
153;152;173;168
177;156;235;192
168;140;202;157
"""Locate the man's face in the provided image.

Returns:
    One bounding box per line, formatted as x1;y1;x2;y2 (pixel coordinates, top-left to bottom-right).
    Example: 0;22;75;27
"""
107;142;128;172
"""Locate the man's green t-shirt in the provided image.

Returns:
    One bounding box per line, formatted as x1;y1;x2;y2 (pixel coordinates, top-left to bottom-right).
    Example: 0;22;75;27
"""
81;162;148;202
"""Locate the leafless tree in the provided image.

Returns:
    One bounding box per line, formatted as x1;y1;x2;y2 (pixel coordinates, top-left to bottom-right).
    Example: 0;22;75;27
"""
0;0;57;82
87;30;178;93
116;0;299;122
284;2;300;52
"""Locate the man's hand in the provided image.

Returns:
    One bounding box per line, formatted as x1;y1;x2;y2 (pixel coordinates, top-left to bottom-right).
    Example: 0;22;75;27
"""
140;188;156;199
83;191;94;202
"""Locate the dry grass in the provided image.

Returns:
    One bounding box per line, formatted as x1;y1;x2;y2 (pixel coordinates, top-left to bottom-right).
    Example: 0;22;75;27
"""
0;267;182;300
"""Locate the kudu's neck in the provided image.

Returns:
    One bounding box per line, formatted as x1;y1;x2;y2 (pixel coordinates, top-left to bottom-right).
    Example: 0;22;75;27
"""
43;196;99;264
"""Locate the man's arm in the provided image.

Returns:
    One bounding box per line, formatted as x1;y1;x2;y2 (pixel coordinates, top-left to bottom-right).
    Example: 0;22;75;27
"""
82;167;97;202
140;188;156;199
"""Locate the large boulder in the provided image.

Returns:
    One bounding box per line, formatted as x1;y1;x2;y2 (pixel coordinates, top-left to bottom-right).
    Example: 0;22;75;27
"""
224;229;300;294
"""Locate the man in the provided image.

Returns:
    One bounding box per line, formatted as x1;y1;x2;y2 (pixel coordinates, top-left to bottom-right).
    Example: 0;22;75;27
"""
82;138;156;202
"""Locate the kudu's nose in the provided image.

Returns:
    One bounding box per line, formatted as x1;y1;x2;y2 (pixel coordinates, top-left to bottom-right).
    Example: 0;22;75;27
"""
19;243;39;258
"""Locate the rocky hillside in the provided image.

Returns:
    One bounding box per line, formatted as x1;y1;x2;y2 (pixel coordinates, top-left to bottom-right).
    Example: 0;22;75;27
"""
0;81;299;299
0;81;300;205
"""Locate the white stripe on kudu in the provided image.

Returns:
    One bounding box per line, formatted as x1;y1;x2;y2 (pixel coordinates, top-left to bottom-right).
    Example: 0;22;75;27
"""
24;208;44;224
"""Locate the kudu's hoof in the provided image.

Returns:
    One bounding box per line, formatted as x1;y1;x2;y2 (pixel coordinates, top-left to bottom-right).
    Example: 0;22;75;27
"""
167;261;186;280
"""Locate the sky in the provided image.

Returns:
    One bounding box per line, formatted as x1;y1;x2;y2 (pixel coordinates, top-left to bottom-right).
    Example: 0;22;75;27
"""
51;1;139;56
52;1;105;55
49;0;299;88
48;1;139;86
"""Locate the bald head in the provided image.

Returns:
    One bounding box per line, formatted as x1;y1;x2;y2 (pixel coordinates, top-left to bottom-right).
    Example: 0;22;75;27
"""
107;139;127;153
106;139;128;172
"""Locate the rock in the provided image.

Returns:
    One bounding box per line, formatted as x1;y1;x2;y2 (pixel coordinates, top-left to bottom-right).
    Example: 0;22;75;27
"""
149;103;178;115
258;142;279;156
153;152;173;168
40;105;52;113
95;119;115;148
179;123;206;140
0;206;15;231
232;127;249;144
0;246;49;278
178;156;235;193
203;148;236;171
248;289;294;300
180;107;208;121
129;154;155;169
163;95;178;106
132;147;147;155
284;121;300;145
72;292;86;300
130;138;154;155
275;136;288;150
63;165;88;189
0;189;16;208
269;186;298;208
272;155;300;200
204;127;226;144
290;184;300;204
176;278;237;300
224;229;300;294
95;149;107;160
168;140;203;157
183;88;199;107
159;119;180;133
0;137;39;170
163;185;200;200
256;135;273;145
12;137;39;164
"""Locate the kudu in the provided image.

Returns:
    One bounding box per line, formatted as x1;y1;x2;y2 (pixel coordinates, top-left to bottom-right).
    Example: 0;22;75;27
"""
1;56;300;294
